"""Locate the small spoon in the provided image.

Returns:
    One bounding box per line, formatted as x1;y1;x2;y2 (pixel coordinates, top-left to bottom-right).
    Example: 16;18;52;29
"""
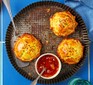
3;0;17;35
3;0;29;67
31;68;46;85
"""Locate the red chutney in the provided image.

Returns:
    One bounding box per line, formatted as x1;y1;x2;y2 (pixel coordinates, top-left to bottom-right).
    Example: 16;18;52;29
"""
37;55;59;77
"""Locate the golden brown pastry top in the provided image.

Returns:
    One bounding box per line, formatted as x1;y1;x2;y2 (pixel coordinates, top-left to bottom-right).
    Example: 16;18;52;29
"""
14;33;42;62
50;11;78;36
57;39;84;64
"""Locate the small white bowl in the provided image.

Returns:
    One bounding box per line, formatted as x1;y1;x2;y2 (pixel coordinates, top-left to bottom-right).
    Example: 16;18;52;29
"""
35;53;61;79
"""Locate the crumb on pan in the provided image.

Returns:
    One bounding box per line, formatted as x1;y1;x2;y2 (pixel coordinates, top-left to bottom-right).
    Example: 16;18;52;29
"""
46;8;50;13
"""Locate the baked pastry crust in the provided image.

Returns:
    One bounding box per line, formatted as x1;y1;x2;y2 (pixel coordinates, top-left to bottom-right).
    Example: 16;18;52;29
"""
57;39;84;64
14;33;42;62
50;11;78;36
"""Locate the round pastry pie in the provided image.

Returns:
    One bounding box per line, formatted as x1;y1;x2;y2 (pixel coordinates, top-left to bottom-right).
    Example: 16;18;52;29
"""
57;39;84;64
50;11;78;36
14;33;42;62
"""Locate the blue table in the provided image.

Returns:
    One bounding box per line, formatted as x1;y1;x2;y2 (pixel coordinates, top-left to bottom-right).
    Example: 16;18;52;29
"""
1;0;93;85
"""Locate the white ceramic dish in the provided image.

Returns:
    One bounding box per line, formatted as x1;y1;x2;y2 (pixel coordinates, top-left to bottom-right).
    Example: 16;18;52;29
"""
35;53;62;79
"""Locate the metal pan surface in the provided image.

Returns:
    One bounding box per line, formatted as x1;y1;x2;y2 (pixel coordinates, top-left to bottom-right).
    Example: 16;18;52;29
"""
5;1;89;84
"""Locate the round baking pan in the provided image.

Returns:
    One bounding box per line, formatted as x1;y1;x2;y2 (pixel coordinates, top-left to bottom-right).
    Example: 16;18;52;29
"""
5;1;89;84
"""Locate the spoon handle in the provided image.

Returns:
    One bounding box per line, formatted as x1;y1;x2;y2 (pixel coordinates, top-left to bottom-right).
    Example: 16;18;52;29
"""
3;0;16;33
31;68;46;85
